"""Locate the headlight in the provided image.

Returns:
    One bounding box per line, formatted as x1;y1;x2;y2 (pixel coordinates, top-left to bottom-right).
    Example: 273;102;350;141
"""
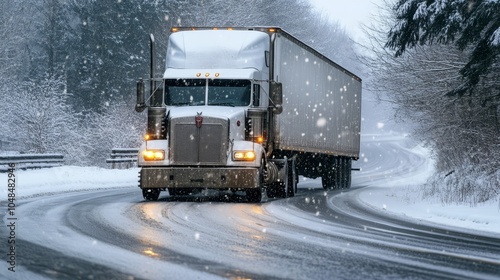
233;150;256;161
142;150;165;161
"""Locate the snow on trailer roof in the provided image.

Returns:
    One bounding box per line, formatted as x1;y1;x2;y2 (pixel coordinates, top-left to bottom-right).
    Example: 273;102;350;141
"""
169;27;362;82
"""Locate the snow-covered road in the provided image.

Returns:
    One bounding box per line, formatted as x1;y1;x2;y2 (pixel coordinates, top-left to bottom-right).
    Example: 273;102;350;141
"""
1;135;500;279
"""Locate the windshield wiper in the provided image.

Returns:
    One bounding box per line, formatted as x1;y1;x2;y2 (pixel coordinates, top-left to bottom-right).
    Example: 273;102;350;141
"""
209;102;235;107
170;102;205;106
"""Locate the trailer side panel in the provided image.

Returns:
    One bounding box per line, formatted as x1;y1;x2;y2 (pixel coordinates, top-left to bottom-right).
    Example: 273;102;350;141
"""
273;33;361;158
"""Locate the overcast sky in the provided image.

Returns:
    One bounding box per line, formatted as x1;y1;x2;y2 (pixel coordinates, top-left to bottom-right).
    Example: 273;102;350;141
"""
307;0;402;132
308;0;385;40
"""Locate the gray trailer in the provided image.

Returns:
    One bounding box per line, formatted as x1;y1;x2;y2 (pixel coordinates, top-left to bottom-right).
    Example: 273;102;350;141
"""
135;27;361;201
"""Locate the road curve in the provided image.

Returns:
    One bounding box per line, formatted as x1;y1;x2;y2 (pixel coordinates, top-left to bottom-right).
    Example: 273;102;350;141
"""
3;186;499;279
2;136;500;279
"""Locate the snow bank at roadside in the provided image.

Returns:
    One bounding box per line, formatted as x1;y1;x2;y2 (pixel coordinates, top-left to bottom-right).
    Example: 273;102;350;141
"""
355;138;500;236
359;186;500;235
0;166;139;199
2;147;499;236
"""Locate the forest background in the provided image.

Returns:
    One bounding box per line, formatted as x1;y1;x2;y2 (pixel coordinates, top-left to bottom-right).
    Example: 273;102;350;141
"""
0;0;498;204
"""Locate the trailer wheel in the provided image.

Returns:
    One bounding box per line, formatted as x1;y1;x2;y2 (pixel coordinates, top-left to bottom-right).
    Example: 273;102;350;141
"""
287;159;296;197
321;175;334;189
344;158;352;189
143;188;160;201
322;156;338;190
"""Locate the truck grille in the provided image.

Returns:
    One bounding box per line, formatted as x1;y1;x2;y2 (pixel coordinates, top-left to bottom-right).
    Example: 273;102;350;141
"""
170;116;228;165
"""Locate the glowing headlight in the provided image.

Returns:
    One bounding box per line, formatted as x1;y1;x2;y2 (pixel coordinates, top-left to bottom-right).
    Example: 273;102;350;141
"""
233;151;256;161
142;150;165;161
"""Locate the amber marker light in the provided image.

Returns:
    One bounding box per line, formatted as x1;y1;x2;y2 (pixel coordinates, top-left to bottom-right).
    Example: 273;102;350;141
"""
205;72;210;77
144;134;151;141
196;73;202;77
215;73;220;77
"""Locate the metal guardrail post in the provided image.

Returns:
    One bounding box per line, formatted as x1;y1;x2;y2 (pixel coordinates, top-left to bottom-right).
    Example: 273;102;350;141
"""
106;148;139;169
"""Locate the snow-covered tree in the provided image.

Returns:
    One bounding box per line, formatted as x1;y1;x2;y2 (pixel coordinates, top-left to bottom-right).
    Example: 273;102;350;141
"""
82;101;146;167
386;0;500;96
362;0;500;204
0;2;34;142
9;76;78;155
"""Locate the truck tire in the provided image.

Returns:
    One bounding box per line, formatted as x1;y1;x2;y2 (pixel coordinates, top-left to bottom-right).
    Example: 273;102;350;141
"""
337;157;346;189
322;174;335;189
287;168;296;197
268;160;294;198
335;157;352;189
143;188;160;201
247;160;265;202
322;156;338;190
344;158;352;189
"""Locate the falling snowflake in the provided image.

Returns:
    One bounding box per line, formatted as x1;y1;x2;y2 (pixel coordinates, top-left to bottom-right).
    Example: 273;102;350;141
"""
316;118;327;127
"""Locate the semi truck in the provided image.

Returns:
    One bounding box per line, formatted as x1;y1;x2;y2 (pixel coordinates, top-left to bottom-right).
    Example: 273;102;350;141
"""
135;27;361;202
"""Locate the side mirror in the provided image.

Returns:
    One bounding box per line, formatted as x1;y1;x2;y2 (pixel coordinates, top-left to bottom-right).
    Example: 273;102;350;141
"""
270;81;283;114
135;78;146;112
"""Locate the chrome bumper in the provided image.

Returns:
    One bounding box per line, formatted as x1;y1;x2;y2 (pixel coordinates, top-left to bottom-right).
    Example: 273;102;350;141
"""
139;167;259;189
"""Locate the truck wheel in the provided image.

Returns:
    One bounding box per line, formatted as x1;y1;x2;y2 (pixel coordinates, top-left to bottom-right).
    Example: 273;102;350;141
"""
336;157;345;189
322;156;337;190
143;188;160;201
321;156;344;190
287;161;296;197
344;158;352;189
246;188;262;203
322;175;334;189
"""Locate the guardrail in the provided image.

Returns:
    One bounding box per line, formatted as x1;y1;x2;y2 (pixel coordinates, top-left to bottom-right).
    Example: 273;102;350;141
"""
0;153;64;172
106;148;139;169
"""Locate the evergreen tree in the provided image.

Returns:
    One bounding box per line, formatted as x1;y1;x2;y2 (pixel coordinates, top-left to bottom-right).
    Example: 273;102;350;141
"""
30;0;75;79
386;0;500;96
362;1;500;203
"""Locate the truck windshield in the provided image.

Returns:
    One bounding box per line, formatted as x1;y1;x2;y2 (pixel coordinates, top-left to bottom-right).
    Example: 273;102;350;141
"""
165;79;251;107
165;79;205;106
208;80;251;106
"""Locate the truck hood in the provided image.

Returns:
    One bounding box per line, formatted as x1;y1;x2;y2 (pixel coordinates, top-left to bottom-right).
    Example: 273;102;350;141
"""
169;106;245;120
168;106;247;141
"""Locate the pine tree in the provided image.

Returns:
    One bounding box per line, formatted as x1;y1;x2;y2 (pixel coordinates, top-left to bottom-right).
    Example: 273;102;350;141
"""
386;0;500;96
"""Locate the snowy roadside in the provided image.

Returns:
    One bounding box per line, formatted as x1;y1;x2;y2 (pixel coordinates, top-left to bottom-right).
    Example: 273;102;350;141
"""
354;140;500;236
0;166;139;199
358;186;500;235
2;155;499;236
